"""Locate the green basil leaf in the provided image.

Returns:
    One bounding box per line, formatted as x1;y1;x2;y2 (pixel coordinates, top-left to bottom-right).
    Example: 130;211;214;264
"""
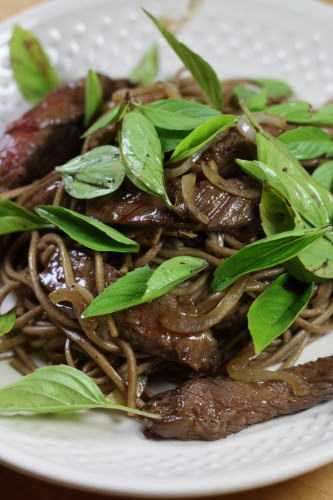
10;25;60;103
144;10;222;110
56;146;125;199
84;256;208;317
130;42;160;85
260;188;297;235
233;84;268;111
238;158;333;280
279;126;333;160
121;111;170;204
82;104;125;138
248;274;314;354
158;128;189;153
0;312;16;337
212;227;326;292
312;161;333;191
35;206;139;253
0;199;48;235
265;101;312;123
254;79;293;100
139;99;220;130
265;102;333;127
170;114;236;162
0;364;156;418
311;104;333;126
84;69;103;126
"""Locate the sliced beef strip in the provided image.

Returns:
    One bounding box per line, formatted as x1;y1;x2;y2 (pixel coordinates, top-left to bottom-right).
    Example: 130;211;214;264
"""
86;179;258;231
0;76;129;189
201;128;256;178
115;300;221;373
144;356;333;440
40;247;121;295
86;181;176;226
40;249;221;373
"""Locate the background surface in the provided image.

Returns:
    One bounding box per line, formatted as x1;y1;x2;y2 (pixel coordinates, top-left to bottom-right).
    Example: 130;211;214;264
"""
1;1;333;499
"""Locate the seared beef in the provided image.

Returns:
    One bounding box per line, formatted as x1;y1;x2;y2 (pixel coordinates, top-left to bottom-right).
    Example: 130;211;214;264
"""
40;249;220;372
0;77;129;189
145;356;333;440
87;182;176;226
201;129;256;177
87;179;258;231
115;300;220;373
40;247;121;295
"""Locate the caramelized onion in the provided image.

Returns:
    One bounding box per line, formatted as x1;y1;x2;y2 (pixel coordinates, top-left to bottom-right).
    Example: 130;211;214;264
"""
181;173;209;224
202;161;260;200
227;345;310;396
160;277;248;334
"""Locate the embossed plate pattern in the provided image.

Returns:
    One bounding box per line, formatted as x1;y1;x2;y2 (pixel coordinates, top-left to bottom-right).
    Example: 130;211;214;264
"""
0;0;333;496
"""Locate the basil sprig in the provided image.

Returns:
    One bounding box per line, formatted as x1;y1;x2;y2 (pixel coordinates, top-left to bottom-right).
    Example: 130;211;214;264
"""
279;127;333;160
130;42;160;85
265;101;333;126
0;312;16;337
238;129;333;280
56;146;125;199
0;199;48;235
10;25;60;103
254;79;293;100
212;227;326;292
170;114;236;162
233;84;268;112
35;206;139;253
82;103;126;139
0;365;156;418
144;10;222;110
313;161;333;191
84;69;103;126
84;256;208;318
248;274;314;354
121;111;170;204
139;99;220;130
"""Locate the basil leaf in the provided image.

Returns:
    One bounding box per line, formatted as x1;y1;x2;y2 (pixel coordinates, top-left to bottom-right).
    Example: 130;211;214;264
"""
311;104;333;126
158;128;189;153
144;10;222;110
212;227;326;292
233;84;268;111
35;206;139;253
170;114;236;162
265;101;312;123
260;188;297;235
313;161;333;191
10;25;60;103
121;111;170;204
56;146;125;199
254;79;293;100
130;42;160;85
279;127;333;160
0;312;16;337
139;99;220;130
82;104;125;138
0;365;155;418
266;102;333;126
0;199;48;235
84;69;103;126
248;274;314;354
84;256;208;317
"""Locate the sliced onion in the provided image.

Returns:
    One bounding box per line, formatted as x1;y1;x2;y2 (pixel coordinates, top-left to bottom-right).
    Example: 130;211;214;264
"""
202;161;260;200
160;277;248;334
236;116;256;143
181;173;209;225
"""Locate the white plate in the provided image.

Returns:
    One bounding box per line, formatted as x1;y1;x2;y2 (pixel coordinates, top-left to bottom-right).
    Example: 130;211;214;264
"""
1;0;333;496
